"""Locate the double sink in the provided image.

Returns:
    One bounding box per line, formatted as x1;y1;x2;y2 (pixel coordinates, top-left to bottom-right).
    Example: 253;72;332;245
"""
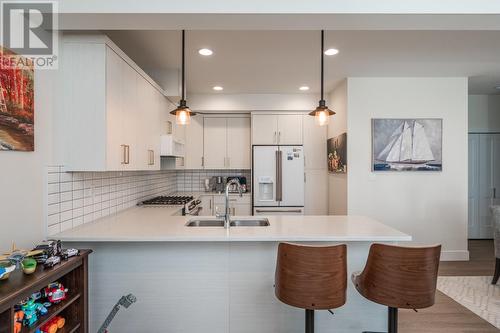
186;218;270;227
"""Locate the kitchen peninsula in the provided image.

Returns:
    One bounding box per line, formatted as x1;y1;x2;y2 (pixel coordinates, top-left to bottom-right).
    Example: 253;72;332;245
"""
55;206;411;333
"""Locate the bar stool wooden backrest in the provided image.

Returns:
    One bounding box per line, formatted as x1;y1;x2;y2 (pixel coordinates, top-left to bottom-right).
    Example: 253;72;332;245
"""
353;243;441;309
275;243;347;310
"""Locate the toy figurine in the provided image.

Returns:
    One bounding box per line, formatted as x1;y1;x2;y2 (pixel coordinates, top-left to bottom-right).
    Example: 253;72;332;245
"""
21;299;47;326
13;310;24;333
42;282;68;303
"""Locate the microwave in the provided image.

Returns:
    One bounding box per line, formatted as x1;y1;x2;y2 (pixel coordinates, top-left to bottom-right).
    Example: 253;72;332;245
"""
160;135;185;157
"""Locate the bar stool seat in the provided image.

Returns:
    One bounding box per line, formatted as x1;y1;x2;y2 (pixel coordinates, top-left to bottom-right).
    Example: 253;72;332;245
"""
352;243;441;333
275;242;347;333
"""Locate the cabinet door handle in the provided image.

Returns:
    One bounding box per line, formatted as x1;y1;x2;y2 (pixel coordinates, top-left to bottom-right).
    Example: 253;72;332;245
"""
209;199;212;210
274;131;277;144
201;156;204;167
121;145;130;165
148;150;154;165
278;131;281;144
494;188;497;199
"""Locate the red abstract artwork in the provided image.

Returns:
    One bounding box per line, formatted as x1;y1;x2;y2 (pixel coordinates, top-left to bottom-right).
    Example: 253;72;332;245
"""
0;47;34;151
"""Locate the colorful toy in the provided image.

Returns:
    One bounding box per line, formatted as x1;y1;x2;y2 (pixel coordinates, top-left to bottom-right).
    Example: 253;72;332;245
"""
22;258;37;274
0;261;15;280
40;316;65;333
20;299;48;327
42;282;68;304
0;242;43;268
13;310;24;333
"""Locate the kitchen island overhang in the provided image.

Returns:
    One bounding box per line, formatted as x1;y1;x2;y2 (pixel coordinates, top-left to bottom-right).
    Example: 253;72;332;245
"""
56;208;412;333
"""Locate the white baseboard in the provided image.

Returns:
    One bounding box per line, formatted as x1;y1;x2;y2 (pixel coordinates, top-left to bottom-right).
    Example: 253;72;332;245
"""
441;250;470;261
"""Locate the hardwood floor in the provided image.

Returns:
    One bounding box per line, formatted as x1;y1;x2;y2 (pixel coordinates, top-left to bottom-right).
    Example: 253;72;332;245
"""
399;240;499;332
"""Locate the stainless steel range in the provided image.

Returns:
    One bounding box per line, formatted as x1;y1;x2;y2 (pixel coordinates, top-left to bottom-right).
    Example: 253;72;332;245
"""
138;195;202;216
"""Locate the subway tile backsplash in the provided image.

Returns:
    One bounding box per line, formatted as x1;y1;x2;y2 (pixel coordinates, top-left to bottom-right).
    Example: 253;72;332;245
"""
176;169;251;192
46;167;251;236
46;166;176;236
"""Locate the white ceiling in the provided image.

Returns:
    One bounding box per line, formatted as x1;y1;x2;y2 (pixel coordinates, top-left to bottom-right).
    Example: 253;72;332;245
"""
104;30;500;95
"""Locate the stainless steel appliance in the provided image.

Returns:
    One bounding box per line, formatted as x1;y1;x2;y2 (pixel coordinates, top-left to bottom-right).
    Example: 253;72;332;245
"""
214;176;225;193
252;146;305;215
227;177;247;193
138;195;202;216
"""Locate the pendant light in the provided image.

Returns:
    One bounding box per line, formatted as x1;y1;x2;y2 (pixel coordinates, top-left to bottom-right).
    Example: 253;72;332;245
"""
170;30;196;125
309;30;335;126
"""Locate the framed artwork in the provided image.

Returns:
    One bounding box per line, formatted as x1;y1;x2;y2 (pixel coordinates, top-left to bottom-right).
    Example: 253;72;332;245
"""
327;132;347;173
0;47;34;151
372;118;442;171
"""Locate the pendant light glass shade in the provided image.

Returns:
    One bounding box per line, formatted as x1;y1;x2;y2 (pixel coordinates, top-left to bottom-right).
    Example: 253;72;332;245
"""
310;30;335;126
170;30;195;125
170;100;196;125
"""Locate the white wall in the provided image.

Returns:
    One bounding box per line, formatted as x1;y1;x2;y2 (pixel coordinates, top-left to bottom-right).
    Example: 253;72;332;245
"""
0;70;56;249
469;94;500;132
347;77;468;260
328;80;348;215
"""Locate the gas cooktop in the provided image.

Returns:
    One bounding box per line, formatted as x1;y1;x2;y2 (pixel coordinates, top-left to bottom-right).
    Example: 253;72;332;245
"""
139;195;194;206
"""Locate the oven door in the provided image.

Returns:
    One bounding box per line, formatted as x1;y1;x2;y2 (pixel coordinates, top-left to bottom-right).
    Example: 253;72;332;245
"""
185;206;202;216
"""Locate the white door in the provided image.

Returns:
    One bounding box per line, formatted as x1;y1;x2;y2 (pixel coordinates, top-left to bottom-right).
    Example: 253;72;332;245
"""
204;117;227;168
252;114;278;145
227;117;251;169
305;169;328;215
253;146;279;207
468;134;480;238
278;115;303;145
469;133;500;239
279;146;305;207
185;116;204;169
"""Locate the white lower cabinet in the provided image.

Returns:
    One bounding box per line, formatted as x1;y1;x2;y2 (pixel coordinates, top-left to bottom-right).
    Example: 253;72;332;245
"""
199;195;214;216
213;195;252;216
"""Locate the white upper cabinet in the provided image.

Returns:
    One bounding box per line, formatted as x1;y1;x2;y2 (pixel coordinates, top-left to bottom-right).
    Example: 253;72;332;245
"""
252;114;278;144
251;114;303;145
303;114;327;170
227;117;251;169
203;117;227;168
184;116;204;169
203;116;251;169
61;35;164;171
278;114;303;144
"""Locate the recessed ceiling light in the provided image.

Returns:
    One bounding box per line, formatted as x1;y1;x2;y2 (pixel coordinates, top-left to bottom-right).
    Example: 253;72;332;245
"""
198;48;213;56
324;48;339;56
299;86;310;91
213;86;223;91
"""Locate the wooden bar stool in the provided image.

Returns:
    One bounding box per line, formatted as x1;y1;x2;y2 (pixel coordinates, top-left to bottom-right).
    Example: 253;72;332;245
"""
352;243;441;333
275;243;347;333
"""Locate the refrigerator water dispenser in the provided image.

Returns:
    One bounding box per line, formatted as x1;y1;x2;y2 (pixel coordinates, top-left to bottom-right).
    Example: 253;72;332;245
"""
258;176;274;201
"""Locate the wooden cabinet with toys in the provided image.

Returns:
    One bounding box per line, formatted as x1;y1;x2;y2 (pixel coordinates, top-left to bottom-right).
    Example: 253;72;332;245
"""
0;244;91;333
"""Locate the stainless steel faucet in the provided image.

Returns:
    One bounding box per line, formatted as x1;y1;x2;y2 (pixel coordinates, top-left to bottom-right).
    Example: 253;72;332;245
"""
224;178;243;228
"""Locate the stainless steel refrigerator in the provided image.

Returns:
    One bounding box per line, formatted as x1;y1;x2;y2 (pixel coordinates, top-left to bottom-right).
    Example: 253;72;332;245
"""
252;145;305;215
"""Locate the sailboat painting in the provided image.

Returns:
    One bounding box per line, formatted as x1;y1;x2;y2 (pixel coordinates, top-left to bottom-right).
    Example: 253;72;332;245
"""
372;119;442;171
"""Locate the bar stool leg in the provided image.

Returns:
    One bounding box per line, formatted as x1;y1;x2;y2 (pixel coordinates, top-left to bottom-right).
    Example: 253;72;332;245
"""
492;258;500;285
388;307;398;333
305;309;314;333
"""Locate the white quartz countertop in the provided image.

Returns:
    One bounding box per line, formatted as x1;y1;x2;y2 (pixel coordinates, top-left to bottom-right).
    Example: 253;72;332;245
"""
55;206;411;242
